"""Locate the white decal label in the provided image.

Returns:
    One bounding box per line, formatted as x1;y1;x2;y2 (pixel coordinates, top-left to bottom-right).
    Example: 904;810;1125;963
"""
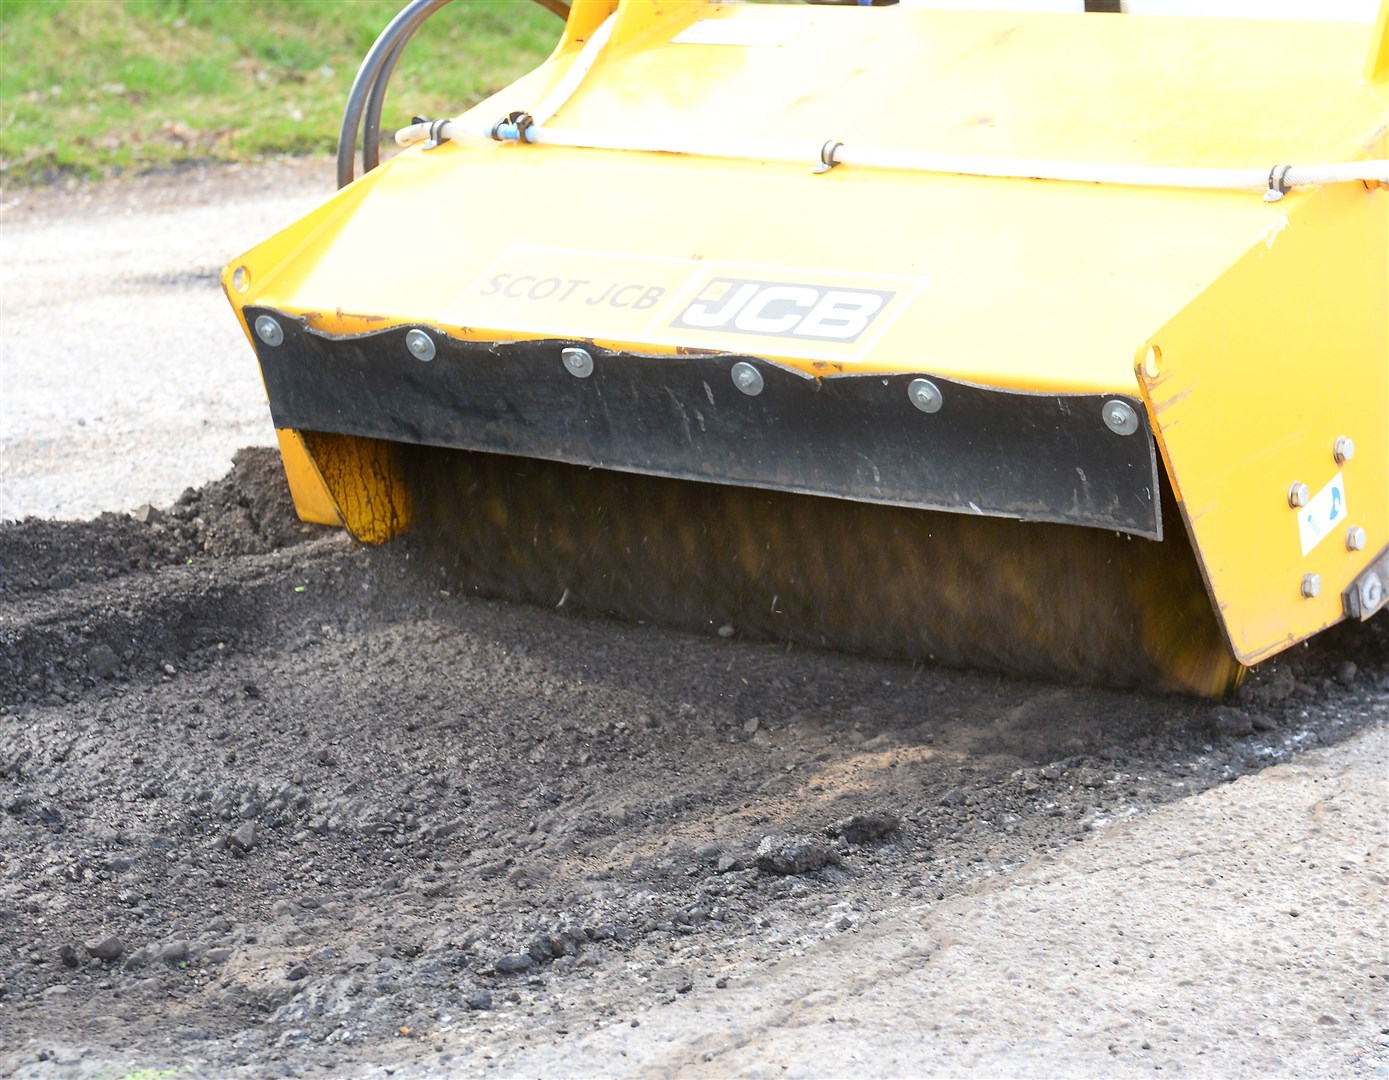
672;279;893;343
445;245;924;363
1298;472;1347;557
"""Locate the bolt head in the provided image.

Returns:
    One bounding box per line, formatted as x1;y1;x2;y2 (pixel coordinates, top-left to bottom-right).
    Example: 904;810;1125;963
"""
1361;574;1385;612
1346;526;1367;552
1102;400;1139;436
254;315;283;347
907;378;942;414
561;347;594;379
731;362;764;397
405;329;436;362
1300;573;1321;599
1334;436;1355;464
1288;482;1310;509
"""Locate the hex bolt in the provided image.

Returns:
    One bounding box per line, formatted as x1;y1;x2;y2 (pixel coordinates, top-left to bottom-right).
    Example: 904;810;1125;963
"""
907;378;942;414
1287;482;1310;509
1300;573;1321;599
405;329;436;363
731;361;764;396
254;315;284;347
1361;574;1385;612
1102;400;1139;436
562;347;594;379
1333;436;1355;464
1345;525;1367;552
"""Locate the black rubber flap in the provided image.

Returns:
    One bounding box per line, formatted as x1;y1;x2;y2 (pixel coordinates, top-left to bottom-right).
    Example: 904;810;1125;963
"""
248;309;1162;538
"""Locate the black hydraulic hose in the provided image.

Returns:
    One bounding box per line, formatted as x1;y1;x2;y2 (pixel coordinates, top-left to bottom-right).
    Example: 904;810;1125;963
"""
338;0;571;189
362;22;424;177
337;0;451;189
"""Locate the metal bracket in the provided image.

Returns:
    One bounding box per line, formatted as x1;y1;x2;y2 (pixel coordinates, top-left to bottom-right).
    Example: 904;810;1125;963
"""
490;111;534;143
1263;164;1294;203
421;118;451;151
813;141;843;174
1343;543;1389;621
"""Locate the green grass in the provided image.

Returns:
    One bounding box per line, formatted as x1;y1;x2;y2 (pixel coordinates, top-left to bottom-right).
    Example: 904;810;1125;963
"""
0;0;563;184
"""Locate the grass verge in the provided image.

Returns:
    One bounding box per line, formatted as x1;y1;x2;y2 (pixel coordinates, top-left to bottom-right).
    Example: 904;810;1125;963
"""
0;0;561;185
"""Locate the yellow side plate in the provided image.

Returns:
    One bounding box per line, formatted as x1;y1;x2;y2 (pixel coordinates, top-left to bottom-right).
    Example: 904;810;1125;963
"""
1139;183;1388;664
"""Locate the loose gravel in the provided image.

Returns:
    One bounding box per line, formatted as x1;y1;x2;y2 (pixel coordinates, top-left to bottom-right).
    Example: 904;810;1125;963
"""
1;450;1384;1076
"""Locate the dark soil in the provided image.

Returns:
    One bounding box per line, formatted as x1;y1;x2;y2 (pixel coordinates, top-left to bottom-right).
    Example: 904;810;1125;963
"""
0;449;1385;1077
0;448;317;602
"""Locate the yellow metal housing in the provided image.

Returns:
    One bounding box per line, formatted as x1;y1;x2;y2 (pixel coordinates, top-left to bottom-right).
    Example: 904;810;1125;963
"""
223;0;1389;694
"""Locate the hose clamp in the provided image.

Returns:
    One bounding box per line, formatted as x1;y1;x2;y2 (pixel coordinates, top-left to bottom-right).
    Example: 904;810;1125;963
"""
1264;164;1293;203
422;117;451;151
491;111;536;143
814;141;843;174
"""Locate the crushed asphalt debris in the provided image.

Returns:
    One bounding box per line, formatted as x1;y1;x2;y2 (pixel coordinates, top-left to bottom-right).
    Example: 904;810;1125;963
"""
826;810;901;845
755;834;840;876
0;448;1384;1075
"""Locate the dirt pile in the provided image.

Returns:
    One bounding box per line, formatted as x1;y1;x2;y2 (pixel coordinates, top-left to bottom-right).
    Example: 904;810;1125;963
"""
0;454;1384;1076
0;447;316;597
0;448;320;702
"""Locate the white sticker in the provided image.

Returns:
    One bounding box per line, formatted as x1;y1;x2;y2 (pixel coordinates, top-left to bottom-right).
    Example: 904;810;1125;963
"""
1298;472;1347;557
444;244;925;364
672;18;803;48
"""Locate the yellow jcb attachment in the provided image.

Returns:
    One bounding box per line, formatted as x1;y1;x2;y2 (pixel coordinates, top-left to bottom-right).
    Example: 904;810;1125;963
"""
224;0;1389;696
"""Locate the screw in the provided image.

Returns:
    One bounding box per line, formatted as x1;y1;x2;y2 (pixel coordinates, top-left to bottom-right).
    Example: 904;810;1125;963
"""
405;329;435;362
1361;574;1385;612
254;315;283;347
1346;525;1366;552
1333;436;1355;464
1300;573;1321;599
562;347;594;379
1102;400;1139;437
907;378;942;414
1288;482;1310;509
731;362;764;396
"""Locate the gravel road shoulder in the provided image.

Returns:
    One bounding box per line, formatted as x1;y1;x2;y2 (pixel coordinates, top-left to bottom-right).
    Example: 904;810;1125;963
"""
0;158;329;522
2;162;1385;1078
1;451;1385;1078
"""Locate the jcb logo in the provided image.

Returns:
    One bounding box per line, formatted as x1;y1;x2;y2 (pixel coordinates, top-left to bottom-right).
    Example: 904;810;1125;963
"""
673;278;893;343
